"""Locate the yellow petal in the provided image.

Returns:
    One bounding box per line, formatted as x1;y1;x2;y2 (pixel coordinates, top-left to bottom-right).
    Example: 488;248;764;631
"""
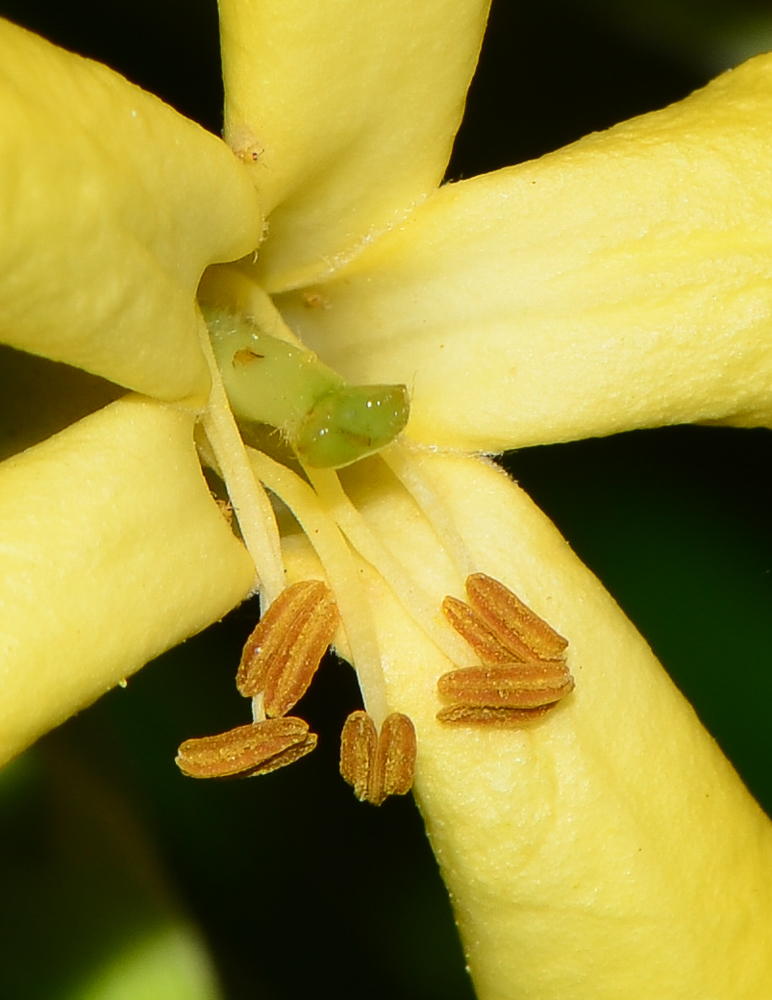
279;52;772;451
285;451;772;996
218;0;490;291
0;396;255;766
0;19;262;402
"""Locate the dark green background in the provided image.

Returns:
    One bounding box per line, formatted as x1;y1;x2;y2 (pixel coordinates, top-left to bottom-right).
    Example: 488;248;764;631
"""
1;2;771;998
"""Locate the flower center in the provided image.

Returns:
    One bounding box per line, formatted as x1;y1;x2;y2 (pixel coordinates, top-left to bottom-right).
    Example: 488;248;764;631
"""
180;290;574;803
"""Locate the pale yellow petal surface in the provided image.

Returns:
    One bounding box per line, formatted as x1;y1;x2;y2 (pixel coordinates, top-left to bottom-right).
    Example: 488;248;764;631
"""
219;0;490;291
0;18;262;402
279;52;772;451
285;451;772;997
0;396;255;766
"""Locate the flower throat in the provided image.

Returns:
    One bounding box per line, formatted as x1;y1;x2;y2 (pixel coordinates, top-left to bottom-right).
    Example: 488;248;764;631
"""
177;306;574;804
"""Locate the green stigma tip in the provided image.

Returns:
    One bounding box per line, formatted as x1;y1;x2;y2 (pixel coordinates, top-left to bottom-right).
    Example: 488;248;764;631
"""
204;307;410;469
292;384;410;469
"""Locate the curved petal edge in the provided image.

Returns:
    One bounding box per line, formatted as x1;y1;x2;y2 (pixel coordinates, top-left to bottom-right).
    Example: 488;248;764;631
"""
0;395;255;766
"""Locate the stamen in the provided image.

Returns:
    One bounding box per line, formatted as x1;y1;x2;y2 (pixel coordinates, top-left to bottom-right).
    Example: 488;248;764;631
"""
437;663;574;709
236;580;339;716
441;595;515;664
439;576;575;727
248;448;390;724
466;573;568;662
176;717;317;778
340;710;417;805
436;705;555;727
339;710;376;802
376;712;417;801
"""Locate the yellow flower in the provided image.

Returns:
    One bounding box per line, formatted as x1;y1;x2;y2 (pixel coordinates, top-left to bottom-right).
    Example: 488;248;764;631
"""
2;4;772;998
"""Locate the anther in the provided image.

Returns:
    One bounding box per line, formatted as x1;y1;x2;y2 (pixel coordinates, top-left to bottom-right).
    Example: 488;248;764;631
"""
465;573;568;662
442;595;516;664
339;711;376;802
175;717;317;779
377;713;417;802
436;704;555;727
339;711;417;805
438;663;574;709
439;575;574;727
236;579;339;716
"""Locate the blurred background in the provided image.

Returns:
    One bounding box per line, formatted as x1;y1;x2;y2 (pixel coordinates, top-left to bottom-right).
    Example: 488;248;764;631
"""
1;1;772;997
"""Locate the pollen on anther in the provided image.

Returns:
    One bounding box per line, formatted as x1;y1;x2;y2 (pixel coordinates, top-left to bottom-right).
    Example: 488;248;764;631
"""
438;575;575;728
442;595;516;664
339;711;376;801
438;663;574;710
175;717;317;779
236;579;339;717
465;573;568;662
340;711;416;805
436;704;555;727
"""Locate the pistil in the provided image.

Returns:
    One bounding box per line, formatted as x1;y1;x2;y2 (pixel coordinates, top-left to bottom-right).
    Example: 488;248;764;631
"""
205;306;410;469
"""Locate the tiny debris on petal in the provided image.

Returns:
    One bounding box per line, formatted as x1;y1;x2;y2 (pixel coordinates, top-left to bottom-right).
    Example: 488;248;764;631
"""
215;498;234;527
176;717;316;779
236;579;339;716
340;711;417;805
233;348;265;366
437;663;574;709
441;595;517;664
465;573;569;662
